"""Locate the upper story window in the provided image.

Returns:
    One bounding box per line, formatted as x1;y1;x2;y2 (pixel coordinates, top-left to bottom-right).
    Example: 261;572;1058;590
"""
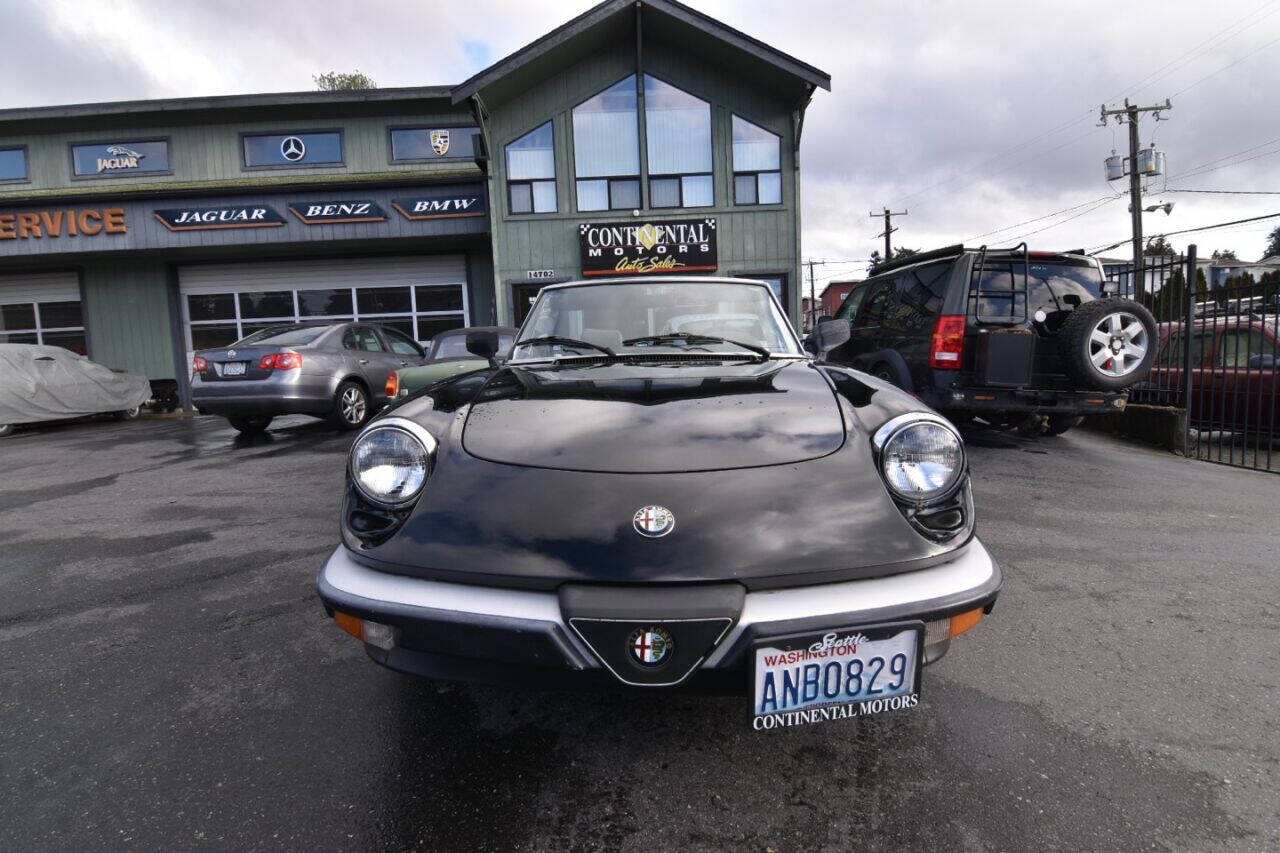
505;122;557;215
643;75;713;209
243;132;342;168
573;76;640;212
71;140;170;178
732;116;782;205
0;147;27;183
391;126;480;161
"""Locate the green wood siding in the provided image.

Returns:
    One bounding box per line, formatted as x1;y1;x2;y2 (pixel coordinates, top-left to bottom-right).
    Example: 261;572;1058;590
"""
484;42;802;324
0;109;478;200
82;260;177;380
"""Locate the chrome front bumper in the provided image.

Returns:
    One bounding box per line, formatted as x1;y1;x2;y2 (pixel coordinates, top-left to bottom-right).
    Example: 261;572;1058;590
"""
317;540;1001;688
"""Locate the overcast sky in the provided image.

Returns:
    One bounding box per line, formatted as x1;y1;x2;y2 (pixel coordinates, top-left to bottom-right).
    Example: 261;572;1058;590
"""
5;0;1280;283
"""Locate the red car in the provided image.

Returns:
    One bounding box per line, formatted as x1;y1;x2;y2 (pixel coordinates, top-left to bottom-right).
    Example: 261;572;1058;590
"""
1147;314;1279;434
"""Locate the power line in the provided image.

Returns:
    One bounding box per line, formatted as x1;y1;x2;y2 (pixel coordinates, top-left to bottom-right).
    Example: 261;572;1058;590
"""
964;193;1120;242
1088;211;1280;254
1166;135;1280;181
1168;28;1280;100
883;0;1276;213
1165;189;1280;195
1007;197;1122;244
1123;0;1280;100
1169;144;1280;183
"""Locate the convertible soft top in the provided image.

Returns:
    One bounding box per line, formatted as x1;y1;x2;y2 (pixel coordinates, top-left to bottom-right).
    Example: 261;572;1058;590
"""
0;344;150;425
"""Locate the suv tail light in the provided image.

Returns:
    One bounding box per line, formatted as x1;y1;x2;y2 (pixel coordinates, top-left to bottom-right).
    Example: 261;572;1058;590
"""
259;352;303;370
930;315;966;369
385;371;399;399
192;356;208;373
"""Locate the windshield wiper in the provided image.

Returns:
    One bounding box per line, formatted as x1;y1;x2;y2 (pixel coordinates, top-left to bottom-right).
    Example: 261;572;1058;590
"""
514;336;616;357
621;333;771;360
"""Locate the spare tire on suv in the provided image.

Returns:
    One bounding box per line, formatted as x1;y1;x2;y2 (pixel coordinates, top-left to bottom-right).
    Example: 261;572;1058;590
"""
1056;298;1158;391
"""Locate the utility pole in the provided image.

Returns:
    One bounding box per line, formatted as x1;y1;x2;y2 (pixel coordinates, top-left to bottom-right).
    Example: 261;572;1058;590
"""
1099;98;1171;299
870;208;908;260
804;258;826;330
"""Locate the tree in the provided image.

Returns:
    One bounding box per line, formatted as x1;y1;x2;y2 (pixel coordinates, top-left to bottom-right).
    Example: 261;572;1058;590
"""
1211;249;1239;261
1264;225;1280;260
314;70;377;91
1145;235;1175;257
869;247;919;266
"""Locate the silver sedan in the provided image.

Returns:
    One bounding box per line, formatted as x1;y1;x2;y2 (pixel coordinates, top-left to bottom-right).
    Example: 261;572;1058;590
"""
191;322;428;434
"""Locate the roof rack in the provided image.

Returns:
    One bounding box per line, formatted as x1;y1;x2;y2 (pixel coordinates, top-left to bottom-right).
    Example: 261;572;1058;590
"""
867;244;965;276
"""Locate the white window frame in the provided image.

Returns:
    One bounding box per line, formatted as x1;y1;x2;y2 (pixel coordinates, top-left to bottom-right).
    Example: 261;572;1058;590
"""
0;299;86;349
183;283;469;352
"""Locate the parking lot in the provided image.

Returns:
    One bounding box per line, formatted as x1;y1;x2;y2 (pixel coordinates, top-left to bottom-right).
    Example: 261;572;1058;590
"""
1;415;1277;851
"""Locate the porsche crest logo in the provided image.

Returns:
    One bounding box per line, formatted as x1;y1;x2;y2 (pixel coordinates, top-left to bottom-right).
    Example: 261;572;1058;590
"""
430;130;450;156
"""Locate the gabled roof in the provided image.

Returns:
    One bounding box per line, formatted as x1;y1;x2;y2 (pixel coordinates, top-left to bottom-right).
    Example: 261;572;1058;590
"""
0;87;456;134
453;0;830;106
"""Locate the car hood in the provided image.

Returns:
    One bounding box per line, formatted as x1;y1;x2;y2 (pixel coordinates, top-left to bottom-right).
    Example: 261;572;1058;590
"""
460;359;844;473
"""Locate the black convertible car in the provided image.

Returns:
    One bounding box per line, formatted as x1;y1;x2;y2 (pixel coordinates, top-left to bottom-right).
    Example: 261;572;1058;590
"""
317;277;1000;730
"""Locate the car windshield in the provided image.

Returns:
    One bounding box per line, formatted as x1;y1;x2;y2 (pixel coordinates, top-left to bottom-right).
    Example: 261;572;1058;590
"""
435;332;514;359
234;325;328;346
512;281;800;360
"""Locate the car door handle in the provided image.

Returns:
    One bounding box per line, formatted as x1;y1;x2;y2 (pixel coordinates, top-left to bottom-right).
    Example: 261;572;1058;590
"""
398;361;409;366
358;359;370;365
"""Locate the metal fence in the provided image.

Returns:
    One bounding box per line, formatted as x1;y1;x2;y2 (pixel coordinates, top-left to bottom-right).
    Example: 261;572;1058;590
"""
1115;246;1280;473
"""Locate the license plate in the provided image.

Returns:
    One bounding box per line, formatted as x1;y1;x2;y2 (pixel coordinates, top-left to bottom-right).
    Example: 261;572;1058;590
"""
220;362;247;377
751;622;923;730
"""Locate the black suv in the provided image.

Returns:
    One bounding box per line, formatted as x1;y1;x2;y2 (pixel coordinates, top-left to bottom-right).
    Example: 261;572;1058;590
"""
814;245;1158;435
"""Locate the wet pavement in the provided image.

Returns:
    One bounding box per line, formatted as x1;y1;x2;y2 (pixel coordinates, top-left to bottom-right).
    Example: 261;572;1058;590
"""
1;414;1277;850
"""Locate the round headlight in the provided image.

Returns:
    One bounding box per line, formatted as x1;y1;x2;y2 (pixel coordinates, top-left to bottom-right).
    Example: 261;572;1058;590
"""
350;425;431;506
879;420;964;502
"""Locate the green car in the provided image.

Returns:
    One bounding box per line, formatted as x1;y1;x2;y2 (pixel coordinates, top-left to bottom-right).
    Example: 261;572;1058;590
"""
388;326;517;400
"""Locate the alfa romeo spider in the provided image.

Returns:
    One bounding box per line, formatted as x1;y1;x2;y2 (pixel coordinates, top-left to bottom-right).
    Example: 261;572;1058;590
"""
316;277;1000;730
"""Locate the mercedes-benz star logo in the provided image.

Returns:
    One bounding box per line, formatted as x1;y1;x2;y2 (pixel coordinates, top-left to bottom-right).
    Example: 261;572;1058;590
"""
280;136;306;162
627;626;674;667
633;505;675;538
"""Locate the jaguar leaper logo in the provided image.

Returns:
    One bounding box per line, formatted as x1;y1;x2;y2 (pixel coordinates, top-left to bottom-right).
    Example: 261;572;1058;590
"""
430;129;450;156
97;145;144;173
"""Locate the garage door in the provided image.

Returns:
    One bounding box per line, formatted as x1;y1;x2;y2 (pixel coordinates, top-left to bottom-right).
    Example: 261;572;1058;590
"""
0;271;87;354
177;255;469;352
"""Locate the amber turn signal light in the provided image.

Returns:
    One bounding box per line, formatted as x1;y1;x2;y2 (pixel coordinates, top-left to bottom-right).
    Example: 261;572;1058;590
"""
334;611;364;640
949;607;984;638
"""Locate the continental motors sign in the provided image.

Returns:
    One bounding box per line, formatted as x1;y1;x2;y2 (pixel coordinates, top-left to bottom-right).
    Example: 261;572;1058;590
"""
579;219;717;277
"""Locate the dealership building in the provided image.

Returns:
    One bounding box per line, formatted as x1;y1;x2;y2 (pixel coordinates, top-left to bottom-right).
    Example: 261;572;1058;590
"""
0;0;829;408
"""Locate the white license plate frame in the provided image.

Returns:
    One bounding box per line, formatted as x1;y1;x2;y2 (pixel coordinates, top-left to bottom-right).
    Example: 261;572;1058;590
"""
750;621;924;730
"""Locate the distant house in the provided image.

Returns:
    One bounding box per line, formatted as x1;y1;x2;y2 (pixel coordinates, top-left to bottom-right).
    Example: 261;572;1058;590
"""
819;280;861;317
1099;255;1280;295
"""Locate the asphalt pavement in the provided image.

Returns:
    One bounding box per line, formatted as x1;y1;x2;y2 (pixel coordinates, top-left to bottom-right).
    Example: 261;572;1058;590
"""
1;414;1277;851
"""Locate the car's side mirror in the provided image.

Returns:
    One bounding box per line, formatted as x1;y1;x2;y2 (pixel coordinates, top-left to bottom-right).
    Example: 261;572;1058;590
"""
466;330;500;368
816;314;833;324
813;319;851;354
1248;354;1276;369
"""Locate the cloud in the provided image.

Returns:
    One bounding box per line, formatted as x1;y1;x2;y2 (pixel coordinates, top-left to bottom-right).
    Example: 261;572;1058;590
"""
5;0;1280;262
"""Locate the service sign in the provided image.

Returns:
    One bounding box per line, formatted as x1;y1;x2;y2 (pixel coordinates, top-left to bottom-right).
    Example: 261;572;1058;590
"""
287;200;387;225
154;205;286;231
579;219;718;277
